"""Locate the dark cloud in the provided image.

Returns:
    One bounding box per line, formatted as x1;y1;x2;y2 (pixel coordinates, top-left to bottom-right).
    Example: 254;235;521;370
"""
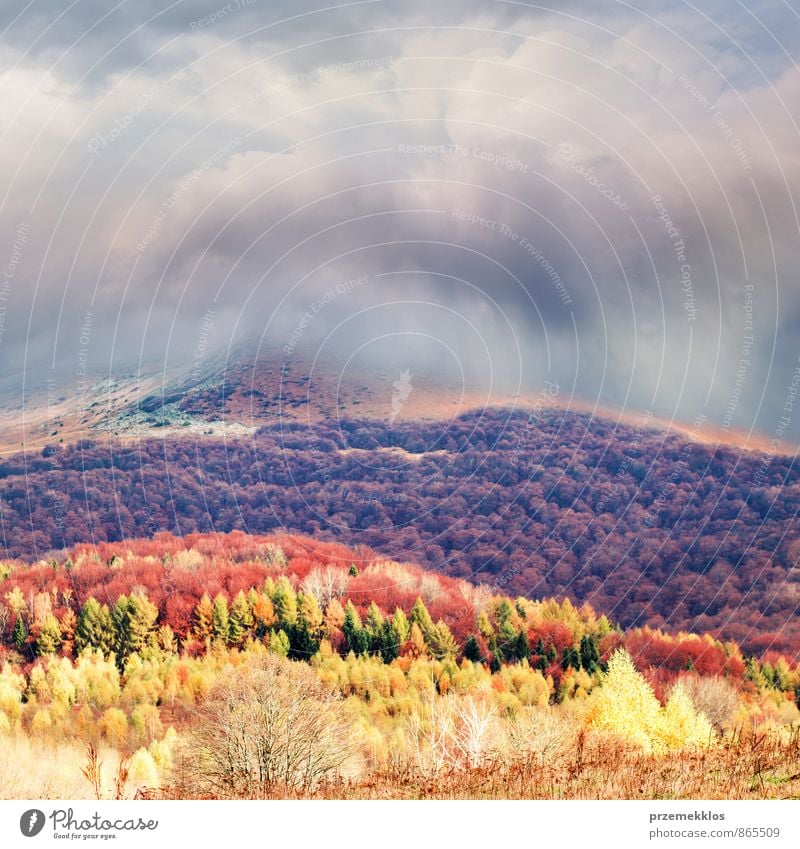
0;0;798;441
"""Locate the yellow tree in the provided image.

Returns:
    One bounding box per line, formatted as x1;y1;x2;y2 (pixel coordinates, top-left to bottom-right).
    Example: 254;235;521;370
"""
586;648;663;753
659;682;714;750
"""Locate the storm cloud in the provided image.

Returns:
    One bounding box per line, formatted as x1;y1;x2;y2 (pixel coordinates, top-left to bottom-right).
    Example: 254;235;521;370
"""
0;0;798;440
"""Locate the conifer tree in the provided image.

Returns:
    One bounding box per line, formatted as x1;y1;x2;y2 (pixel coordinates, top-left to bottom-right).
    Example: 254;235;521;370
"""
251;592;276;638
426;620;458;660
323;597;346;636
35;614;63;655
659;683;714;750
364;602;385;653
228;590;253;645
271;577;297;627
378;619;400;663
562;646;580;670
343;601;369;655
409;597;433;636
269;628;290;657
579;634;600;673
406;621;427;657
75;598;116;656
533;636;548;671
464;634;483;663
514;630;531;662
211;594;230;644
13;613;27;652
498;618;517;654
388;607;410;652
113;592;158;660
193;593;214;641
587;649;664;753
295;592;324;658
59;608;77;657
477;610;494;639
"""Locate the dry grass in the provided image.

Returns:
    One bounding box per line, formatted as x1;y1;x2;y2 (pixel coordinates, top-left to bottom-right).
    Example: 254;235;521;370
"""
0;736;124;799
159;727;800;800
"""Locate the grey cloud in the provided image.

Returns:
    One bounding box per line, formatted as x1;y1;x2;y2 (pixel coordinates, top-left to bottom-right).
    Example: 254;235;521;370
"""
0;0;798;442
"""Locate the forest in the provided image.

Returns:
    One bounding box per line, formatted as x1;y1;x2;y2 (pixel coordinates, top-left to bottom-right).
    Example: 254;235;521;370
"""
0;531;798;800
1;409;798;654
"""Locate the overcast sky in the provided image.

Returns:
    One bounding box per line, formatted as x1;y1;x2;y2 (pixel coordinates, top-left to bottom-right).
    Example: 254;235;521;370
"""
0;0;798;440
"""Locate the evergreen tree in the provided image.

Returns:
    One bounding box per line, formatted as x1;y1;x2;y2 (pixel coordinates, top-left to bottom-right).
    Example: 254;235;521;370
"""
579;634;600;673
13;613;27;652
36;614;62;655
75;598;116;656
498;618;517;655
342;601;369;655
409;597;433;636
364;602;384;653
193;593;214;641
294;593;323;658
426;620;458;660
514;629;531;662
271;576;297;627
389;607;410;649
269;628;290;657
533;637;548;672
562;646;580;670
496;598;515;625
378;619;400;663
113;592;158;660
211;594;230;644
348;563;359;577
464;634;483;663
228;590;253;645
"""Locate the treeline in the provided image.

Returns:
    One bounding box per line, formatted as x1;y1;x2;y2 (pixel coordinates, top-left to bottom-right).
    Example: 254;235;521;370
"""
0;532;795;706
0;409;798;653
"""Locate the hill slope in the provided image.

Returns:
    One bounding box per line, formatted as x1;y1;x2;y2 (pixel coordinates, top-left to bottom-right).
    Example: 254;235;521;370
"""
1;409;798;654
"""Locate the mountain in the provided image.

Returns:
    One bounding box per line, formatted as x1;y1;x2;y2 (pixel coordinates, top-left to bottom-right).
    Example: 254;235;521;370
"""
0;353;797;654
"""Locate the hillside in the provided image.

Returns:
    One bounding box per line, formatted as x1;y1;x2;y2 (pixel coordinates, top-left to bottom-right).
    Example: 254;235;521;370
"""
0;531;798;800
1;408;798;655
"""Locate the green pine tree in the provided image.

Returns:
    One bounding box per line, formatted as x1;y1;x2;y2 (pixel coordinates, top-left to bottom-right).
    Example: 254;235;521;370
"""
228;590;253;645
269;628;291;657
464;634;483;663
343;601;369;655
113;592;158;660
75;598;116;656
579;634;600;673
13;613;27;652
271;576;297;627
211;594;230;644
409;597;434;636
514;629;531;662
426;620;458;660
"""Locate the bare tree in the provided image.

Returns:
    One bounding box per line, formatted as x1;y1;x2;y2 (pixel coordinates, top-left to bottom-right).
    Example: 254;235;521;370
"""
406;695;499;775
500;706;577;768
450;696;498;769
186;655;354;798
301;567;350;607
679;675;740;733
